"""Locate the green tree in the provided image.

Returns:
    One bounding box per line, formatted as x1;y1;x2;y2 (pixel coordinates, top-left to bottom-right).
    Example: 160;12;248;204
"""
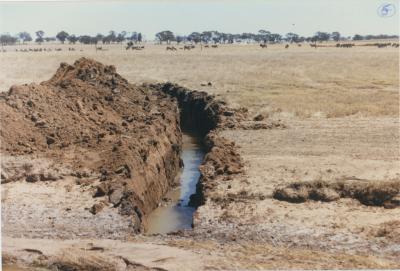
285;32;299;43
0;34;18;45
155;30;175;44
67;35;79;44
35;30;45;44
331;31;341;42
56;31;69;44
258;30;271;43
315;31;330;42
18;32;32;44
352;34;364;41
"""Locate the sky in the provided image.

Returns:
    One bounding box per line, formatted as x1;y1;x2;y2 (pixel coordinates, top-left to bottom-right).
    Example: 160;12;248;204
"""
0;0;398;40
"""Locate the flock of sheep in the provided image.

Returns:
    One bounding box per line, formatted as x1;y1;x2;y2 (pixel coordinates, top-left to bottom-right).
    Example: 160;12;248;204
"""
166;44;203;51
1;41;398;53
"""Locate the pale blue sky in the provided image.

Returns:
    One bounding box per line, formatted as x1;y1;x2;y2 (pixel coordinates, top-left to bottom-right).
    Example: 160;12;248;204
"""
0;0;398;39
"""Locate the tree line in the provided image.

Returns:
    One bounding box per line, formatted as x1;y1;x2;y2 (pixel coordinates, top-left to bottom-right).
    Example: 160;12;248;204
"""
154;30;398;44
0;29;398;46
0;30;143;46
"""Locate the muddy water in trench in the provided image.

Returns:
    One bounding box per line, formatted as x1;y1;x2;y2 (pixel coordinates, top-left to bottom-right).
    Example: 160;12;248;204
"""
146;131;204;234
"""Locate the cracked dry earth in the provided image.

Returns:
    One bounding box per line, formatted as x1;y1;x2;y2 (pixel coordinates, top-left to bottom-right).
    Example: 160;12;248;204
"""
2;58;400;270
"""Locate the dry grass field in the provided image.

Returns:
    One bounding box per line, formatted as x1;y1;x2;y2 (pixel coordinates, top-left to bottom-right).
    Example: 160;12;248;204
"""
1;42;400;269
1;43;398;118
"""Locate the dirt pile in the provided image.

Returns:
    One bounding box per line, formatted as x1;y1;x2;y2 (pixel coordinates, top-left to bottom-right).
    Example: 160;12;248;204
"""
0;58;182;232
273;179;400;208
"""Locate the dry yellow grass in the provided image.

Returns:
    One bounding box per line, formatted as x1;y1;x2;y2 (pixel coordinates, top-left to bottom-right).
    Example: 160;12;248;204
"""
0;43;398;118
167;239;399;269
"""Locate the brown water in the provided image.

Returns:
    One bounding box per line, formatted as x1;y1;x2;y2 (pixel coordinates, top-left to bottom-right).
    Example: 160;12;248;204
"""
146;131;204;234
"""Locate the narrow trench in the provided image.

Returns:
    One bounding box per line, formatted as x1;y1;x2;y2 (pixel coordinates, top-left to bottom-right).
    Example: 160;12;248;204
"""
146;129;205;234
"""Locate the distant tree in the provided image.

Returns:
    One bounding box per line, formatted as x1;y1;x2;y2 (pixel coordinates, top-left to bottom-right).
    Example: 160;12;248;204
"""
364;34;398;40
129;32;138;43
297;36;306;42
44;37;56;42
331;32;341;42
352;34;364;41
212;35;220;44
0;34;18;45
285;32;299;43
108;31;117;42
67;35;79;44
269;33;282;43
187;32;201;44
79;35;93;44
35;30;45;44
95;34;104;44
56;31;69;44
137;32;142;43
116;31;127;43
155;30;175;44
315;31;330;42
18;32;32;44
258;30;271;43
102;31;117;44
201;31;214;43
176;35;184;44
91;36;98;44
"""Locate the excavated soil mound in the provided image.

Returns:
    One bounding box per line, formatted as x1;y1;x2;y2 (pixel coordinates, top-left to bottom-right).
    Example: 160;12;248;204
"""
273;180;400;208
0;58;182;232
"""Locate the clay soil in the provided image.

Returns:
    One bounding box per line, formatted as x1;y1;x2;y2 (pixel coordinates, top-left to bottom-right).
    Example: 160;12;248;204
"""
1;44;400;270
1;57;183;238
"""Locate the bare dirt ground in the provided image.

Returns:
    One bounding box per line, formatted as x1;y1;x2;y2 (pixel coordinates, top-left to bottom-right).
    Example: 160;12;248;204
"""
1;43;399;269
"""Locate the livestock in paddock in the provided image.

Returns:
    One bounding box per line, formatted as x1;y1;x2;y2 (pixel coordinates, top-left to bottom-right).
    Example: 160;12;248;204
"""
259;43;267;48
340;43;354;48
211;44;218;48
131;45;144;50
126;41;133;50
184;45;194;50
126;41;143;50
285;44;289;49
166;46;177;51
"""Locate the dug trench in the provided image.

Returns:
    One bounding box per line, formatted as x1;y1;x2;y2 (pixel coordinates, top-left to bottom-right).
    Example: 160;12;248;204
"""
2;58;399;270
1;57;246;240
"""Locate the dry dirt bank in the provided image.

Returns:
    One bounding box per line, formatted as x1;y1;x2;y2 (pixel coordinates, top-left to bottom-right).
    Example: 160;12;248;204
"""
188;116;399;264
1;58;255;270
1;58;183;237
